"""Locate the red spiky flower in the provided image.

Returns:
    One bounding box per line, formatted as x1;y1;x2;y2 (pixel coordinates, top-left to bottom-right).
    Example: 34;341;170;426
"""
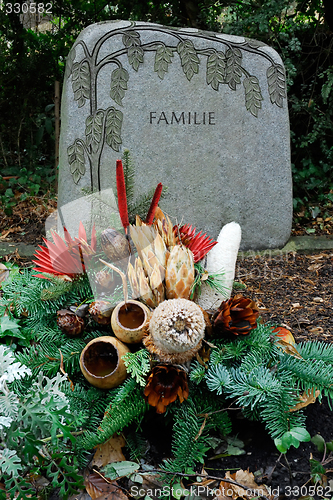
116;159;129;234
32;222;96;279
174;224;217;263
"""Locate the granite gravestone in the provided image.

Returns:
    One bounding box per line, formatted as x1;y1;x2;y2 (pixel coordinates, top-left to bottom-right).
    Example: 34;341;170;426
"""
58;20;292;250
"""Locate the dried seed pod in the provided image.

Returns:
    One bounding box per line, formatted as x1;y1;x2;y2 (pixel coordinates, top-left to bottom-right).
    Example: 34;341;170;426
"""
94;269;114;291
89;300;114;325
144;364;189;414
101;228;130;262
80;336;130;389
143;298;205;363
57;309;84;337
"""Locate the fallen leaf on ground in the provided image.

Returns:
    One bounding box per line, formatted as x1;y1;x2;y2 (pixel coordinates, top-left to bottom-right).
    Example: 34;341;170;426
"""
309;326;324;334
92;434;126;468
84;471;127;500
290;389;321;412
216;469;272;500
0;263;10;283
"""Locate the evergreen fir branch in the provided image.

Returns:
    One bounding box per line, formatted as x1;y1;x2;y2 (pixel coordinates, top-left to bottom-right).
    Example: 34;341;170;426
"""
122;149;135;206
109;377;139;405
206;364;231;395
277;356;333;403
189;361;206;385
297;341;333;364
259;390;307;439
122;349;151;386
79;383;147;451
125;431;148;462
129;185;168;223
161;399;213;477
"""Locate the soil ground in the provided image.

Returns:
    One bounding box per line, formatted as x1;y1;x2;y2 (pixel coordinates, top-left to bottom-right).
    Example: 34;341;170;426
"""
1;197;333;499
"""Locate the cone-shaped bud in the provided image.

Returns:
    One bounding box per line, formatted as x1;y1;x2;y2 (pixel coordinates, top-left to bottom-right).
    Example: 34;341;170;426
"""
165;245;194;300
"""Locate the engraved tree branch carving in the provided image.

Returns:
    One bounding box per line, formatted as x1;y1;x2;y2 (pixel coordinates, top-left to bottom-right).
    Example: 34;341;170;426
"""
65;23;287;189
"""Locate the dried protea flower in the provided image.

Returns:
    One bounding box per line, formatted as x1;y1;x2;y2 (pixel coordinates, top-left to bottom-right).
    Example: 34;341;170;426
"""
165;245;194;300
144;364;189;414
89;301;114;325
57;309;84;337
213;295;259;336
143;298;205;363
101;228;130;262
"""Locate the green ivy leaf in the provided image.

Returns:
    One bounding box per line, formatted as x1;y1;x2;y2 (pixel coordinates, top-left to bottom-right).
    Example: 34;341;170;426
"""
102;461;140;480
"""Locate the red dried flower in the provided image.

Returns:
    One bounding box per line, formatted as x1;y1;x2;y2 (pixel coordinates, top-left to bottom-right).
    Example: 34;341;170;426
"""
213;294;259;335
144;364;189;414
174;224;217;263
32;222;96;279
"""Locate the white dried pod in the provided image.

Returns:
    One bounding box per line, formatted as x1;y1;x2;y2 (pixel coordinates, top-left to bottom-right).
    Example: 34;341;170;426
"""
143;298;205;363
197;222;242;310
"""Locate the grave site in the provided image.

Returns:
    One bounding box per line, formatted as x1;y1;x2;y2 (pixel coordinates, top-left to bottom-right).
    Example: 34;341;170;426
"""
0;11;333;500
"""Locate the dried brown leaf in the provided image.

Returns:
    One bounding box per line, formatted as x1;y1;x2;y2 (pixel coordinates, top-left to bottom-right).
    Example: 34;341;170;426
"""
290;389;321;412
217;469;272;500
84;472;127;500
92;434;126;468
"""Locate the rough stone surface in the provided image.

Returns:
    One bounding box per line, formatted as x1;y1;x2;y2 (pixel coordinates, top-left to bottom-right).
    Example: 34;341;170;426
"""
58;20;292;250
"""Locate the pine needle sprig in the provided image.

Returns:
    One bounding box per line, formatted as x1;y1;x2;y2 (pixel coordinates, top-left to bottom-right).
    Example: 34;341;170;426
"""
191;263;229;299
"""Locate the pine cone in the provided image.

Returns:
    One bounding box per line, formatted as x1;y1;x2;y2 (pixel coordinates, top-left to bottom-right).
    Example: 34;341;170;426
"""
165;245;194;300
213;295;259;335
57;309;84;337
89;301;113;325
144;364;189;414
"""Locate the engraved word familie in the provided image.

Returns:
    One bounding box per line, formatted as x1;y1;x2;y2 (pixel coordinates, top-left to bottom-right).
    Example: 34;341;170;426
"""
150;111;216;125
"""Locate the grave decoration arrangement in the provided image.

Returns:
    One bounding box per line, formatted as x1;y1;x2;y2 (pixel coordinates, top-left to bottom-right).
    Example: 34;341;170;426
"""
1;160;333;499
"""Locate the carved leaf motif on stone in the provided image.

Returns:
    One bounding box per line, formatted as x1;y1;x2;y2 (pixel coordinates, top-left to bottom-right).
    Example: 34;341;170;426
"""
177;39;200;81
67;140;85;184
122;30;141;48
225;47;242;91
243;76;263;117
105;107;123;152
122;30;144;71
85;110;105;153
245;38;267;49
154;45;174;80
206;51;226;91
110;67;129;105
267;64;286;107
128;45;144;71
65;46;76;80
72;60;91;108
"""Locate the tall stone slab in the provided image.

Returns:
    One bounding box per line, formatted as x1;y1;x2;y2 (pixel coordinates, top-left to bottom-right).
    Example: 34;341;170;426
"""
58;20;292;250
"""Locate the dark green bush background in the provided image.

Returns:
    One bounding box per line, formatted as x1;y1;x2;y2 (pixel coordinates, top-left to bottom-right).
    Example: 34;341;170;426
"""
0;0;332;215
